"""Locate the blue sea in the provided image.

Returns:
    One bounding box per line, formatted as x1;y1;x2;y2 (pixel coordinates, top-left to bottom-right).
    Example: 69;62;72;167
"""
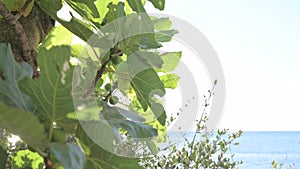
230;131;300;169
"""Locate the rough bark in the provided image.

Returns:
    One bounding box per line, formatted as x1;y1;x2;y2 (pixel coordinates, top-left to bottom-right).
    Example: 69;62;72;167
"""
0;3;54;78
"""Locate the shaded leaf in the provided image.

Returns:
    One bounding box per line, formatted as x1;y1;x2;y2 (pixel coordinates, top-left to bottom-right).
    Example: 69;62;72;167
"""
0;146;7;169
19;46;76;130
37;1;94;42
126;0;145;13
104;2;126;23
88;35;114;49
131;69;165;110
129;96;167;138
134;51;163;68
116;53;167;125
67;105;99;121
155;29;178;42
0;101;47;148
0;44;35;112
0;44;46;147
117;107;145;122
36;0;63;16
76;126;143;169
148;101;166;126
101;13;154;54
101;102;158;139
140;34;162;49
94;0;119;24
79;121;116;153
58;17;94;42
65;0;100;21
49;143;85;169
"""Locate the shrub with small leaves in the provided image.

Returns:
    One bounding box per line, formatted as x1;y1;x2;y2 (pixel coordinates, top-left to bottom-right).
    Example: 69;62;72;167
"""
140;116;243;169
140;82;243;169
140;90;243;169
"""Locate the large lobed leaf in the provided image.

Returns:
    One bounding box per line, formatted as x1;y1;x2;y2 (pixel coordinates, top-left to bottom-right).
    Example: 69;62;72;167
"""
49;143;85;169
0;101;47;148
0;44;35;112
0;44;47;148
58;17;94;42
37;0;94;42
0;146;7;169
104;2;126;23
116;51;167;125
65;0;100;21
94;0;119;24
19;45;76;131
77;125;143;169
100;102;158;139
126;0;145;13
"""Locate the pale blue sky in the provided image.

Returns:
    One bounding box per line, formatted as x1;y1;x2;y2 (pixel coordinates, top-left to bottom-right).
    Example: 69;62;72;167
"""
147;1;300;131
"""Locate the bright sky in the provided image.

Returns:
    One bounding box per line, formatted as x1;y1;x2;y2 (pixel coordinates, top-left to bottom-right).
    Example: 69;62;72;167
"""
146;0;300;131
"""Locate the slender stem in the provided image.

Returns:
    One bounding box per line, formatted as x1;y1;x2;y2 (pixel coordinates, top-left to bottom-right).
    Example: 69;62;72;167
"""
189;82;216;155
103;90;112;102
83;57;112;99
34;147;48;157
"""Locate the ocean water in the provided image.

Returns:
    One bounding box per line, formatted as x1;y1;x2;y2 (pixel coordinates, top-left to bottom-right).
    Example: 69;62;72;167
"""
230;131;300;169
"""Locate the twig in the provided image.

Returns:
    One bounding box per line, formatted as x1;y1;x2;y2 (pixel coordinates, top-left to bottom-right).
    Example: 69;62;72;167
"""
83;57;112;99
103;89;112;102
0;1;39;78
83;45;123;99
103;82;118;102
188;80;217;155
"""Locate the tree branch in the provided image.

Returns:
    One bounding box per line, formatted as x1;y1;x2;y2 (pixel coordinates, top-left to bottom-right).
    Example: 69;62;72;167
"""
0;1;39;78
83;57;112;99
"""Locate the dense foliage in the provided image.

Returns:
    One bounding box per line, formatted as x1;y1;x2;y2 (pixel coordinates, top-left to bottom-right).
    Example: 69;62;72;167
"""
0;0;179;168
141;121;243;169
0;0;295;169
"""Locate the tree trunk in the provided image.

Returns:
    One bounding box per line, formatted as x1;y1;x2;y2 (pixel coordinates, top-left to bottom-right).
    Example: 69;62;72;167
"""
0;3;54;78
